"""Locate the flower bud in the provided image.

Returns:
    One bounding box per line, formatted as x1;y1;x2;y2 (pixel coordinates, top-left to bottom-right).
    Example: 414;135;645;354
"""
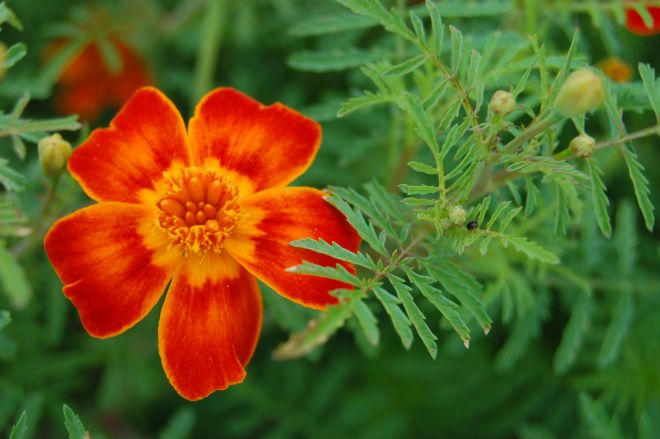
554;68;604;117
489;90;516;115
569;133;596;158
448;205;467;226
38;133;72;177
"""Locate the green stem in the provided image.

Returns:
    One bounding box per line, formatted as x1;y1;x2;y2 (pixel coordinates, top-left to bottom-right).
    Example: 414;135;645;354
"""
500;112;561;154
192;0;227;105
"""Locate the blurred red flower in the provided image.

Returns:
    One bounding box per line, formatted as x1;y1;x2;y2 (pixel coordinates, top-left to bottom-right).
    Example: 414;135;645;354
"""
48;39;151;121
625;6;660;35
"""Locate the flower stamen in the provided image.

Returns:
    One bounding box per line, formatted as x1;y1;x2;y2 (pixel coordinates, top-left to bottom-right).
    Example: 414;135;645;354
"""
156;167;241;255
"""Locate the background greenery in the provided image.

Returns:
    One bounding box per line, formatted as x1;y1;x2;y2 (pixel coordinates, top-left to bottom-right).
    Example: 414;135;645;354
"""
0;0;659;438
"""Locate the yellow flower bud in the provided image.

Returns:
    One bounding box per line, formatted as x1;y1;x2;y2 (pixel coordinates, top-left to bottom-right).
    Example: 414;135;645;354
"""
489;90;516;115
448;205;467;226
569;133;596;158
554;68;604;117
0;42;7;79
38;133;72;177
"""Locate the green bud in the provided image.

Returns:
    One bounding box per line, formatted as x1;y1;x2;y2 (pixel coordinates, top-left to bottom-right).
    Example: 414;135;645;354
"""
569;133;596;158
448;205;467;226
38;133;72;177
554;68;604;117
489;90;516;115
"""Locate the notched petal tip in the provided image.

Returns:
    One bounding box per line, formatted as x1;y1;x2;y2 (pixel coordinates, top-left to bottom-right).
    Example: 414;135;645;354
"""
67;85;190;204
188;87;322;193
158;265;262;401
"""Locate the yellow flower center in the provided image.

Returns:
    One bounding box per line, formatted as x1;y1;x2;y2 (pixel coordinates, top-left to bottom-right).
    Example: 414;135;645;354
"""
156;166;242;255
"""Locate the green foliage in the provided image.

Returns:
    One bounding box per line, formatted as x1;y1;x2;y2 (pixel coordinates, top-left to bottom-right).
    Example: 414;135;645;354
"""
1;0;659;438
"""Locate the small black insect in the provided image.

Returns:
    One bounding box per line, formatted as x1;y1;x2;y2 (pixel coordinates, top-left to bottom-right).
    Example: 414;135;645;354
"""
467;220;478;231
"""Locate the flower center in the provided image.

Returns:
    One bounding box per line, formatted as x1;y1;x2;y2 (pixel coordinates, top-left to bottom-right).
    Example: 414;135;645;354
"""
156;167;241;255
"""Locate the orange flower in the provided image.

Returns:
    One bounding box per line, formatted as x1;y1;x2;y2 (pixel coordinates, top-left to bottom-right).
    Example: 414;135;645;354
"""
625;6;660;35
44;87;361;400
598;57;633;83
50;39;150;121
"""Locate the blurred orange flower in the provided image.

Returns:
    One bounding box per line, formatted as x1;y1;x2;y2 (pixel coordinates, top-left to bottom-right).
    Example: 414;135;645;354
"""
49;39;151;121
625;6;660;35
598;57;633;83
44;87;360;400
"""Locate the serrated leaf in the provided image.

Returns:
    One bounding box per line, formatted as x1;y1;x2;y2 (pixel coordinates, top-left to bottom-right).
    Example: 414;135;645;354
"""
500;235;560;264
486;201;512;230
338;91;393;117
373;287;413;349
290;238;372;269
289;12;375;36
598;292;633;368
285;261;361;286
554;293;593;374
273;301;353;360
9;411;27;439
579;393;623;439
324;194;388;256
0;310;10;331
405;268;471;347
403;92;439;153
4;43;27;68
389;275;437;359
0;3;22;30
638;63;660;123
0;243;32;308
158;407;196;439
0;159;25;191
399;184;438;195
619;143;654;231
353;299;380;346
63;404;89;439
449;25;463;74
427;260;492;334
384;54;428;77
288;49;390;72
587;159;612;238
408;160;437;175
409;10;426;43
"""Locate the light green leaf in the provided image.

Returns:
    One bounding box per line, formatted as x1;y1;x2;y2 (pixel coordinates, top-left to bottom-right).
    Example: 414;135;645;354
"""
273;301;353;360
0;243;32;308
289;12;375;36
158;407;196;439
598;292;633;368
587;159;612;238
389;275;437;359
373;287;413;349
63;404;89;439
4;43;27;68
9;411;27;439
353;300;380;346
554;293;593;374
288;49;390;72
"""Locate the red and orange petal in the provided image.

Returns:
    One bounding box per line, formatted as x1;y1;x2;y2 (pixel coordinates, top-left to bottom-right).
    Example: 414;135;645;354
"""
159;261;262;401
68;87;191;204
44;203;175;338
188;88;321;195
51;39;151;120
625;6;660;35
226;187;361;310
